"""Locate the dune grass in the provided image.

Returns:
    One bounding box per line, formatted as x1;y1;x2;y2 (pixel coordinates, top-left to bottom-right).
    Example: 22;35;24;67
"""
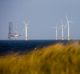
0;42;80;74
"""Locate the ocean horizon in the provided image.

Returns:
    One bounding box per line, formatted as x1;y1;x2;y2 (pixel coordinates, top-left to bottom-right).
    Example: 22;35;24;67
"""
0;40;79;55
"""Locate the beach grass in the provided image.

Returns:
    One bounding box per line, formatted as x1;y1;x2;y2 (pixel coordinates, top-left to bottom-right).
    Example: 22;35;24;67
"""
0;42;80;74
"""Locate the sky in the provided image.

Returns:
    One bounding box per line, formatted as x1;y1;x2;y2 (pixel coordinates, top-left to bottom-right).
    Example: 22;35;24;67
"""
0;0;80;40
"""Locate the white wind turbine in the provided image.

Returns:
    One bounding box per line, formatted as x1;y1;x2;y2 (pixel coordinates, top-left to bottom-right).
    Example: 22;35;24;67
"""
25;21;28;40
56;25;58;40
66;16;70;40
52;24;58;40
61;21;64;40
54;24;64;40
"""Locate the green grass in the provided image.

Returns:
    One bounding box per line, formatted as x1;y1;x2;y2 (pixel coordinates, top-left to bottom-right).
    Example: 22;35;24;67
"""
0;42;80;74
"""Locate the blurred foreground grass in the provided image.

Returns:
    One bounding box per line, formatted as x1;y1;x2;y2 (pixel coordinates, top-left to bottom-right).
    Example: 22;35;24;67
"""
0;42;80;74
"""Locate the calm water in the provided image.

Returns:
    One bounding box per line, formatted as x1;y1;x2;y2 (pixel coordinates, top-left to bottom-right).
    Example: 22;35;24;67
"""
0;40;75;54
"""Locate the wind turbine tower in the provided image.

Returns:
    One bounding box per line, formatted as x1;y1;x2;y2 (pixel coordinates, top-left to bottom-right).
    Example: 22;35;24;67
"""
25;21;28;40
56;25;58;40
61;21;64;40
66;16;70;40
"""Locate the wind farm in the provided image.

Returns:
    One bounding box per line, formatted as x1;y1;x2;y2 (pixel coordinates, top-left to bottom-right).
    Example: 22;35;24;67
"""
7;16;71;41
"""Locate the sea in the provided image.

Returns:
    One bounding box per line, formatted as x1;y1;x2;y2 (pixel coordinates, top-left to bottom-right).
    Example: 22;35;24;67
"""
0;40;77;55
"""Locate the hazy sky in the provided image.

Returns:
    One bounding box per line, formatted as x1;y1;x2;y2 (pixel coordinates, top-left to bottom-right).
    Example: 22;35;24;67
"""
0;0;80;40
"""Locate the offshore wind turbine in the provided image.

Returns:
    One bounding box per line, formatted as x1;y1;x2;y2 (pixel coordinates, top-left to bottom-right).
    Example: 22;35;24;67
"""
56;25;58;40
25;21;28;40
52;25;58;40
66;16;70;40
61;21;64;40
